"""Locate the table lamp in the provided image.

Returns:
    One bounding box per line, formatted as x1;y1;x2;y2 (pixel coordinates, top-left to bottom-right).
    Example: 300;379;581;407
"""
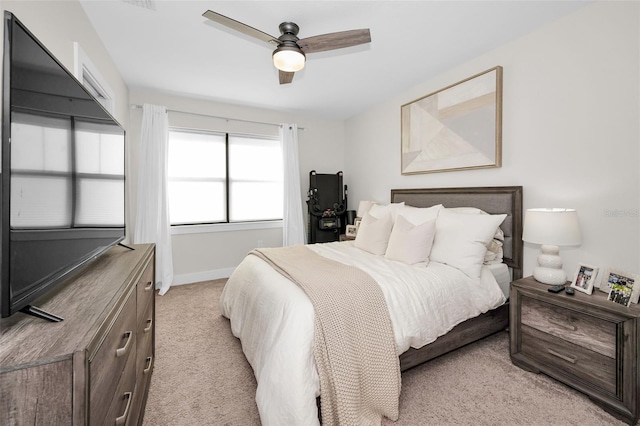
522;208;582;285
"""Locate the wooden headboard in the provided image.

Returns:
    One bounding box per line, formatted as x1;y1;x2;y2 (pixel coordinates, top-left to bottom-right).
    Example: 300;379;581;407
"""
391;186;523;279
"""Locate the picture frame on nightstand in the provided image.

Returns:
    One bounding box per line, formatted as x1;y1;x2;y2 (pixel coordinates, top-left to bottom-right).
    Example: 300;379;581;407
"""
570;263;599;295
601;268;640;306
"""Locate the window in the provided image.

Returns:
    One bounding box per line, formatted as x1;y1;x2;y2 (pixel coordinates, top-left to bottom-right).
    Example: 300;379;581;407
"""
73;43;115;114
168;130;283;226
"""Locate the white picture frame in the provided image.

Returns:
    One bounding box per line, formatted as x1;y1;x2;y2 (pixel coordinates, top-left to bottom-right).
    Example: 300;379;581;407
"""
345;224;357;238
601;268;640;306
570;263;599;295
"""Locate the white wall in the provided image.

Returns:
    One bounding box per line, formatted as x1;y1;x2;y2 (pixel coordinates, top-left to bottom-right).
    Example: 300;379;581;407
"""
128;90;345;283
345;1;639;281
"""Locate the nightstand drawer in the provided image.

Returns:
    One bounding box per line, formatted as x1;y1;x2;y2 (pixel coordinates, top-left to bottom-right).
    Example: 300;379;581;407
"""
511;276;640;425
521;296;616;358
521;325;616;395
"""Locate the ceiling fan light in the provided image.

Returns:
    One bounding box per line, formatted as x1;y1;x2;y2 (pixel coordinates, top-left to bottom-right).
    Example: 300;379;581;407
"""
273;46;305;72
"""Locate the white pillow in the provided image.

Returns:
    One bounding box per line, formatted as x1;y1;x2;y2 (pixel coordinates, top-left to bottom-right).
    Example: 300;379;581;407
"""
354;213;393;255
430;210;507;278
368;202;405;222
397;204;443;225
384;216;436;265
444;206;505;264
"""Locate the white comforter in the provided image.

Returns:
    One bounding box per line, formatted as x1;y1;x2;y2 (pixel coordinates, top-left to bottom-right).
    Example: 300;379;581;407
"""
220;241;506;426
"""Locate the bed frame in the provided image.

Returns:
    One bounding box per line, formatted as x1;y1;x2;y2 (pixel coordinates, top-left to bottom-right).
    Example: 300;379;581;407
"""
391;186;523;371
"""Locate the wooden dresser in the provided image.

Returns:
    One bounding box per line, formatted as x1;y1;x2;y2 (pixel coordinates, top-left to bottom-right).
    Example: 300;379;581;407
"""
510;276;640;425
0;244;155;425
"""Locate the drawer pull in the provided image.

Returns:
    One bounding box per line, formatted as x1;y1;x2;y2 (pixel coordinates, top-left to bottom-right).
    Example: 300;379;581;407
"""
144;281;153;291
144;318;153;333
548;348;577;364
144;356;153;374
116;331;133;357
547;318;577;331
115;392;132;426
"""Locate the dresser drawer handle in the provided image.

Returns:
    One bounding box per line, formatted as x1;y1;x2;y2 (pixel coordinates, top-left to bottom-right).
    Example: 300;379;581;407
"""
116;331;133;357
144;356;153;374
548;348;577;364
115;392;132;425
144;318;153;333
144;281;153;291
547;318;577;331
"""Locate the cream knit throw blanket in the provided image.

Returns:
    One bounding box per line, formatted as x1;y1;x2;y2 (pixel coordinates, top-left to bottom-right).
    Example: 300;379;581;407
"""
250;245;401;426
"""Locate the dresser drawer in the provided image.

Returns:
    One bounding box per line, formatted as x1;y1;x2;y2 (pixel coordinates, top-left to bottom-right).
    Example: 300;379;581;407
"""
521;324;617;395
131;303;154;426
136;261;155;324
90;288;137;423
136;297;154;375
129;355;153;426
521;296;616;358
137;293;153;338
100;348;137;426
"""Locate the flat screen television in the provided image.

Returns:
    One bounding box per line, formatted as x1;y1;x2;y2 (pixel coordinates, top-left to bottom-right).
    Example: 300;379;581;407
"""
1;12;126;321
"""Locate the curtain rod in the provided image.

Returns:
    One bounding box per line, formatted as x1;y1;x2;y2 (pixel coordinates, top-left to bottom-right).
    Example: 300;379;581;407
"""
130;104;305;130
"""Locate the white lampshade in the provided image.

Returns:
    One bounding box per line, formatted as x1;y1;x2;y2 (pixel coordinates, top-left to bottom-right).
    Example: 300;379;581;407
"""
523;208;582;246
357;200;375;218
523;208;582;285
272;47;305;72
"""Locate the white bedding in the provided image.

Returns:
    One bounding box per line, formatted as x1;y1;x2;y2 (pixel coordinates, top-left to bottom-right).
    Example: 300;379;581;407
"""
487;262;512;298
220;241;506;426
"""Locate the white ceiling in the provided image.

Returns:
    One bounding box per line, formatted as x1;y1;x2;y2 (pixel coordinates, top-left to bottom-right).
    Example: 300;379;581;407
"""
79;0;590;120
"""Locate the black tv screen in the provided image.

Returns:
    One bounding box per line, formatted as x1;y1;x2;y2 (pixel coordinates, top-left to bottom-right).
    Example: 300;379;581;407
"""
1;12;126;320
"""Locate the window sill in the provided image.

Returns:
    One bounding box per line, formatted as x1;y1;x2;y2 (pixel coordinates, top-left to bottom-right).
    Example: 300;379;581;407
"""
170;220;283;235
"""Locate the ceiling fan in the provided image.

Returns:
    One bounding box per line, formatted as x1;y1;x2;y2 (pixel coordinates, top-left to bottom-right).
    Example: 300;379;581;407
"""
202;10;371;85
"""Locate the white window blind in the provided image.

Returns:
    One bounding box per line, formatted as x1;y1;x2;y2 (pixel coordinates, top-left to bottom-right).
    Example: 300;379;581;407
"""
228;135;283;222
168;130;283;226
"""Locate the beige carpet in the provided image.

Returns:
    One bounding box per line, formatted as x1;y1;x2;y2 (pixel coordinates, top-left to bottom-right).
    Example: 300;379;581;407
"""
143;280;627;426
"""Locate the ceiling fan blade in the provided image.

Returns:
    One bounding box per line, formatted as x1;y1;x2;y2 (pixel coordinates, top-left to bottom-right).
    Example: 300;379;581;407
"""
298;29;371;54
279;70;295;85
202;10;279;45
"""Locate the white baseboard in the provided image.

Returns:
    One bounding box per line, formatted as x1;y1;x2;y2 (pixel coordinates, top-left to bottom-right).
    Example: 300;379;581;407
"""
171;267;236;286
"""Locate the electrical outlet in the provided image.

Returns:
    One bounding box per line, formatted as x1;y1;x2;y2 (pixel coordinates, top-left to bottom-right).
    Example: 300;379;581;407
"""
257;240;264;248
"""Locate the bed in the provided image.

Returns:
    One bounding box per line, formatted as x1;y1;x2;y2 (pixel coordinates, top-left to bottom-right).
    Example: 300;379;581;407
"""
220;186;523;426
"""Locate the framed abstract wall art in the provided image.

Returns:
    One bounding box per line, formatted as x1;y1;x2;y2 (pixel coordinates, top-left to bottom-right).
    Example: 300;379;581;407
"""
401;66;503;174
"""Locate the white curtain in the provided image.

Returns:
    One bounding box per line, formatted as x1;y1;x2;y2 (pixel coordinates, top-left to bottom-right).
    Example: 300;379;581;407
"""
280;124;306;246
134;104;174;295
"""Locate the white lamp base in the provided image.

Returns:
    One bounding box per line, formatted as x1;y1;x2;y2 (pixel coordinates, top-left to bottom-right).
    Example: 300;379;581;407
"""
533;245;567;285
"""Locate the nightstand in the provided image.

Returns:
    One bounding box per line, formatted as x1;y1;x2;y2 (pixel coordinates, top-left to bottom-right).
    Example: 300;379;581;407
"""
510;276;640;425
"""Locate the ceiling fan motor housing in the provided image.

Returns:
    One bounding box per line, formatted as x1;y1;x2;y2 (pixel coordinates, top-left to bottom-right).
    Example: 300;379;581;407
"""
273;22;306;72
